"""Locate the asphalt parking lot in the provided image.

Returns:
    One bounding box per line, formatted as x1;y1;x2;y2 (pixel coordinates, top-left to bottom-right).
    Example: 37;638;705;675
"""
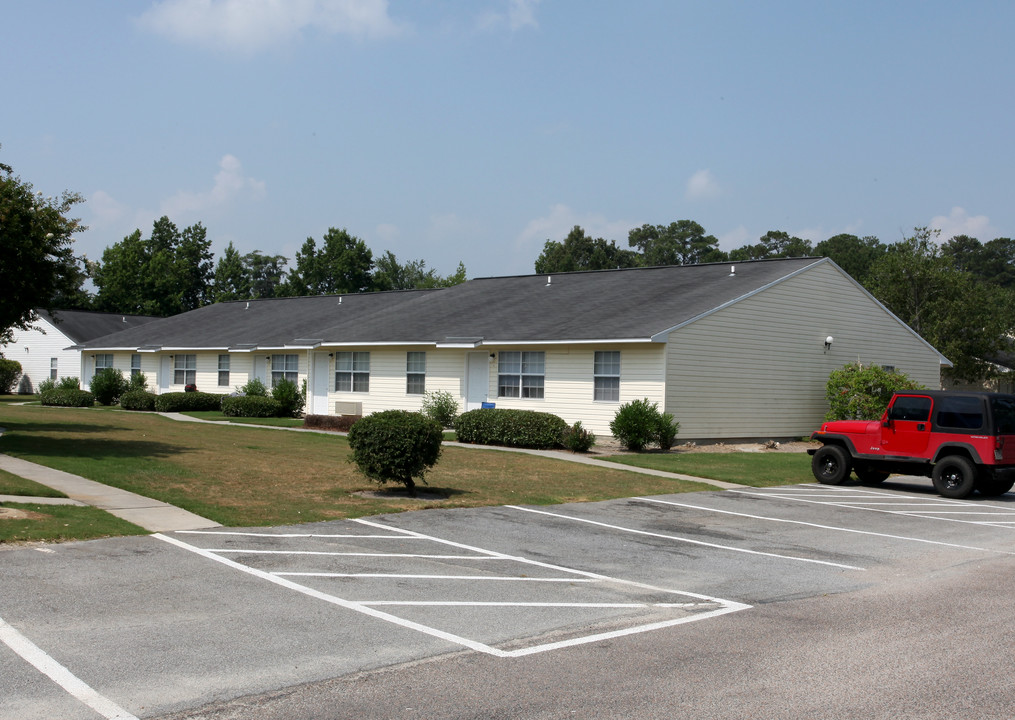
4;477;1015;719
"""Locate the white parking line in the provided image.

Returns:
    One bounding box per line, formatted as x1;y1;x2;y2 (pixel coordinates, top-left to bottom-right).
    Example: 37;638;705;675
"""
0;615;139;720
159;521;750;657
507;505;866;570
635;496;1015;555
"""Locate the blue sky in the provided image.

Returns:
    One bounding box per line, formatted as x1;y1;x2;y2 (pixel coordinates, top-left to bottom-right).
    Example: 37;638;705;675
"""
5;1;1014;280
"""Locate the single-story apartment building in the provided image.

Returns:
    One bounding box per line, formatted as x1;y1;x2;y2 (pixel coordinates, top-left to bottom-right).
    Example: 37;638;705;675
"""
2;309;159;393
74;257;950;440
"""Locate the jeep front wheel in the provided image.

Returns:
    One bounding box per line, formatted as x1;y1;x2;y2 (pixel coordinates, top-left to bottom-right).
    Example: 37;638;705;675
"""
932;456;977;498
812;445;851;485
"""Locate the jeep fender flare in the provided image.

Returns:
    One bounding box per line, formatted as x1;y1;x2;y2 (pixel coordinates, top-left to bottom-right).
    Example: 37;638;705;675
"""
809;434;858;457
931;443;984;466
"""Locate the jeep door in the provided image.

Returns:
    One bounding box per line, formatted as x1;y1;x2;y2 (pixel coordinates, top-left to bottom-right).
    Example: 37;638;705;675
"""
882;395;933;456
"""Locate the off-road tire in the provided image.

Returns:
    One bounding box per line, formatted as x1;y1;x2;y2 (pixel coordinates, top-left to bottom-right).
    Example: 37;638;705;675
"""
932;456;978;499
812;445;851;485
975;475;1015;497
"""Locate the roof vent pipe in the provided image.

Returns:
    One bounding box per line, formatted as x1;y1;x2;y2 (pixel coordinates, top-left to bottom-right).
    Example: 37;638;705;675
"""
245;302;250;309
730;265;736;276
122;316;126;323
546;276;552;286
338;296;343;305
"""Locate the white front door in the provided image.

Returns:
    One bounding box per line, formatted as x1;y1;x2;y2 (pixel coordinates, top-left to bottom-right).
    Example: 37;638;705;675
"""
466;352;490;411
159;356;171;392
253;356;267;385
311;352;330;415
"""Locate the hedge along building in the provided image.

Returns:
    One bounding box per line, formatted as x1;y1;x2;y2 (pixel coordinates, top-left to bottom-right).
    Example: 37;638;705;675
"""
74;257;950;440
1;309;159;393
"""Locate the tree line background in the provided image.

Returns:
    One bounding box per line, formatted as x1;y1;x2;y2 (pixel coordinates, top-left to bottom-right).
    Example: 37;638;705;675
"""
3;155;1013;384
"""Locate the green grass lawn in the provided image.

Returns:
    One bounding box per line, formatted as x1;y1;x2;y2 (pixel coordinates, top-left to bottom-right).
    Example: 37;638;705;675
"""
0;404;721;539
0;502;148;543
178;410;307;427
0;468;67;498
603;451;814;487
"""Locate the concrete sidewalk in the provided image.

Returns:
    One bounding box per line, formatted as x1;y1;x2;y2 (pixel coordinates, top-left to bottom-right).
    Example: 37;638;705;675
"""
0;454;220;532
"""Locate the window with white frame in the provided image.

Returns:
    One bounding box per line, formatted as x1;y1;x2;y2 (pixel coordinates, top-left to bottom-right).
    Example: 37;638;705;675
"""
131;354;142;379
594;351;621;402
174;354;196;386
271;354;298;386
498;351;544;399
218;354;230;387
95;354;114;371
406;352;426;394
335;352;370;392
50;358;58;381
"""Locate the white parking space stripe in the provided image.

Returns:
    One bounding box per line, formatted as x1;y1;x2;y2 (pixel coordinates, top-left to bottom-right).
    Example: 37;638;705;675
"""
0;615;139;720
163;520;750;657
507;505;866;570
209;549;499;559
636;497;1015;555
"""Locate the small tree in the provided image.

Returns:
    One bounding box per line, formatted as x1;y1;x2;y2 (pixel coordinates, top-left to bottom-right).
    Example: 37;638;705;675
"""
347;410;443;495
825;361;924;421
610;398;679;451
239;377;268;396
271;377;305;418
90;368;129;406
421;389;459;429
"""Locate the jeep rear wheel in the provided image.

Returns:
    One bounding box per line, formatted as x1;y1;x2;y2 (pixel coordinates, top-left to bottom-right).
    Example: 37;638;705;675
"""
855;465;889;485
812;445;851;485
932;456;977;499
975;476;1015;497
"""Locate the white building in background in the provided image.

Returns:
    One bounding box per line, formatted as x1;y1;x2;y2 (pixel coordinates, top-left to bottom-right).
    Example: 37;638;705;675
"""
2;309;159;392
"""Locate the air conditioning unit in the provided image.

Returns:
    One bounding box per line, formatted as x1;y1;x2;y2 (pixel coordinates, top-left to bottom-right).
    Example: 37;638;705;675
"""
334;401;363;416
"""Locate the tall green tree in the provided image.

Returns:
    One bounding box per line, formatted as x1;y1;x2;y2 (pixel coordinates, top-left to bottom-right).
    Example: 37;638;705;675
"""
813;234;886;283
729;230;812;260
627;220;722;266
867;227;1014;382
92;216;213;316
373;251;467;290
284;227;374;295
243;251;288;298
535;226;640;273
0;156;88;343
941;235;1015;289
211;241;250;302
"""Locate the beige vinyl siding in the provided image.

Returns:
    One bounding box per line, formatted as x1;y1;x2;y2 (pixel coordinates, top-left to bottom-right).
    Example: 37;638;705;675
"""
156;352;264;393
664;262;944;439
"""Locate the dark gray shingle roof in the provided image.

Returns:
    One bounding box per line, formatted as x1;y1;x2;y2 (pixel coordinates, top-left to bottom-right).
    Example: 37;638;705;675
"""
79;258;825;350
37;309;160;344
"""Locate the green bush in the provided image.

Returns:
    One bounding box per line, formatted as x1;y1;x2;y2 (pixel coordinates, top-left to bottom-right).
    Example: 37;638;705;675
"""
221;395;282;418
347;410;443;494
119;390;156;411
40;388;95;407
271;378;305;418
240;377;269;397
128;372;149;391
36;378;56;393
610;398;678;451
455;408;568;449
562;421;597;453
57;376;80;390
304;414;360;432
154;392;225;412
0;358;22;394
421;390;459;429
90;368;129;406
825;362;924;421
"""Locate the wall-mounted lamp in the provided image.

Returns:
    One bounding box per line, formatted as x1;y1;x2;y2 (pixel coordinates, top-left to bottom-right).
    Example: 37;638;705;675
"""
328;353;333;358
489;353;496;360
824;336;834;353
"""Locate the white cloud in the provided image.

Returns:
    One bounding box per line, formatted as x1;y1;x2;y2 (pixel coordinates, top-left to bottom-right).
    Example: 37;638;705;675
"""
929;206;995;242
87;190;128;227
161;154;266;219
373;223;400;246
516;204;631;253
685;169;720;201
717;225;750;251
478;0;541;32
137;0;403;52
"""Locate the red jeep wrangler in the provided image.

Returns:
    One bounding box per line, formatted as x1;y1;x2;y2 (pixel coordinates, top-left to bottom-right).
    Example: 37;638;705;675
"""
809;391;1015;498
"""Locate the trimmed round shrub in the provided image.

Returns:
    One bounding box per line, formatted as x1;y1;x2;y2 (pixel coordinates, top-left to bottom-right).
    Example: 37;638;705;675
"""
610;398;679;452
562;421;597;453
347;410;443;493
825;361;924;421
154;392;225;412
40;388;95;407
455;408;568;449
271;378;305;418
128;372;149;391
90;368;129;406
221;395;282;418
57;376;80;390
421;390;459;429
36;378;56;394
0;358;23;394
119;390;157;411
